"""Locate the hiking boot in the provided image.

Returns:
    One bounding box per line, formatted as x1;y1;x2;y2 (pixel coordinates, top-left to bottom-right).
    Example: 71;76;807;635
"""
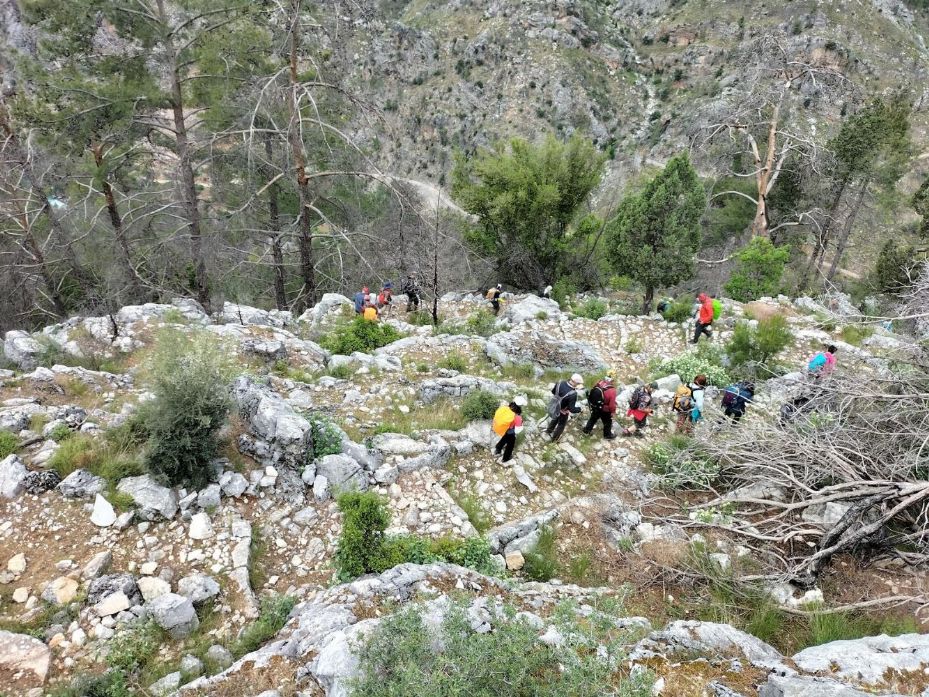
604;434;617;440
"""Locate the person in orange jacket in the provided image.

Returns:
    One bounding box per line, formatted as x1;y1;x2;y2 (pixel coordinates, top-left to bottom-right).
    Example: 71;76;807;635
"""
691;292;715;344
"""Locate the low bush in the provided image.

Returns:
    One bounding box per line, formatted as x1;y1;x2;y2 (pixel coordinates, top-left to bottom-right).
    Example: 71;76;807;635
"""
440;352;467;371
142;331;233;489
309;415;343;459
726;315;793;367
336;492;498;581
327;364;353;379
349;598;655;697
574;297;608;320
461;390;500;421
523;525;559;582
662;296;694;323
321;317;402;355
406;310;435;326
645;436;719;489
652;343;729;385
624;336;643;354
436;309;498;338
0;430;17;459
231;594;296;658
724;237;790;302
840;323;874;346
48;423;73;442
551;277;577;309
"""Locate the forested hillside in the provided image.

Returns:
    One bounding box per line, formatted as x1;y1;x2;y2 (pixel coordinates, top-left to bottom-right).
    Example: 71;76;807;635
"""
1;0;928;327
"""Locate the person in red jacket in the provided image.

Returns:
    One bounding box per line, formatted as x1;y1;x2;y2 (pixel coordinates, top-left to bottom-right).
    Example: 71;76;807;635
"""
582;371;618;440
691;292;715;344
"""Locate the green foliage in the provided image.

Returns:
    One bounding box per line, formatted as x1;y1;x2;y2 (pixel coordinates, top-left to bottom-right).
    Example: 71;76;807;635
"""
452;134;605;288
461;390;500;421
652;343;729;386
336;491;393;580
350;598;655;697
912;171;929;239
523;525;559;582
645;436;719;489
724;238;790;302
436;309;498;338
832;96;911;188
141;332;232;489
726;315;793;367
551;278;577;308
309;415;343;459
48;423;73;442
327;364;353;379
605;154;705;313
0;430;17;459
46;434;145;489
336;491;498;580
702;176;756;245
840;324;874;346
451;489;493;534
661;297;694;323
574;297;608;320
321;318;402;355
624;336;644;354
874;240;920;294
440;352;467;371
231;594;296;659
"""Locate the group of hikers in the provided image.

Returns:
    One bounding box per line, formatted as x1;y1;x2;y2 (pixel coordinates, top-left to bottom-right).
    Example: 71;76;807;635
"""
488;287;841;462
353;274;422;320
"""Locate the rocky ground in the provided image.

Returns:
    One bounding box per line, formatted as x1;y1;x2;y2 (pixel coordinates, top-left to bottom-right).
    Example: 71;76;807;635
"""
0;289;926;695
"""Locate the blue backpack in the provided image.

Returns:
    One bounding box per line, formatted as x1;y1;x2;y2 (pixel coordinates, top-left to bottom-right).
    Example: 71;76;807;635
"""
721;384;740;408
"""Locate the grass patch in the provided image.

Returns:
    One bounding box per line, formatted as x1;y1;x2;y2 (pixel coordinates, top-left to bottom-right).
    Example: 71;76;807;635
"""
231;594;296;659
46;431;145;506
644;435;719;489
439;352;467;372
248;527;268;591
375;400;466;435
450;488;493;535
272;359;318;383
523;525;559;582
840;323;874;346
0;430;17;459
573;297;608;320
436;309;498;338
327;364;353;379
624;336;643;354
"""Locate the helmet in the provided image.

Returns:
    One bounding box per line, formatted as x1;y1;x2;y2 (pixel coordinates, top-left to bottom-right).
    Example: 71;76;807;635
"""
496;283;502;290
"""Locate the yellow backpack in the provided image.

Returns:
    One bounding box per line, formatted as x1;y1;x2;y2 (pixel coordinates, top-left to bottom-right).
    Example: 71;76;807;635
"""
363;306;377;321
492;404;514;436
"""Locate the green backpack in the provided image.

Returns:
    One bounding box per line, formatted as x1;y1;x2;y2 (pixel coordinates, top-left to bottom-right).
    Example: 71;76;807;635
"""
712;298;722;321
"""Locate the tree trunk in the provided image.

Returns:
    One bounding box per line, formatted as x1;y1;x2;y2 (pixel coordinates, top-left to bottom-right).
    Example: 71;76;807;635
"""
750;83;788;238
286;1;317;313
263;135;288;310
642;285;654;315
91;143;145;300
827;177;869;282
799;177;848;289
156;0;209;311
22;217;68;317
432;200;440;326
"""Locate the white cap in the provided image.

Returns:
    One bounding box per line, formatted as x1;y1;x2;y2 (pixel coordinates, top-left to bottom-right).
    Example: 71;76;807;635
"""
570;373;583;386
513;395;528;407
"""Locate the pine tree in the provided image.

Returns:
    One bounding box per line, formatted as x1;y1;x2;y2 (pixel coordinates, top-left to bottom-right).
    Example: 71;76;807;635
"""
605;154;705;313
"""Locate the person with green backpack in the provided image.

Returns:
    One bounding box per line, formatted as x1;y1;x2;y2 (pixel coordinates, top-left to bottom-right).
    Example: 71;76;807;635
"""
691;293;715;344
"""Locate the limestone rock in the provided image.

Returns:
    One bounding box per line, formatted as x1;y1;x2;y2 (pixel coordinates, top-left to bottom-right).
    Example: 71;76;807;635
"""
57;469;106;499
2;331;44;369
20;470;61;495
0;455;27;499
231;376;312;470
0;630;51;686
148;593;199;639
792;633;929;687
316;453;367;493
88;573;142;606
90;494;117;527
41;576;79;605
219;470;248;498
177;574;220;606
137;577;172;602
505;551;525;570
497;295;561;326
188;512;214;540
81;551;113;580
95;591;131;617
117;475;178;520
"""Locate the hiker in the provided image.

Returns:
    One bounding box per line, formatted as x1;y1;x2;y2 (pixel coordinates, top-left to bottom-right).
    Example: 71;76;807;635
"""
402;273;421;312
623;382;657;437
353;286;369;314
691;292;715;344
807;345;837;381
673;374;707;434
542;285;553;299
545;373;583;442
487;284;503;315
722;381;754;423
492;397;526;463
582;370;617;439
656;297;673;318
377;282;393;309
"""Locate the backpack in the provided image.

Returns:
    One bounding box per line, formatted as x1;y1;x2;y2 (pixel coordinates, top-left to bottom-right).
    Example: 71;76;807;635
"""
673;384;693;412
712;298;722;321
492;405;515;436
547;394;563;420
721;384;741;408
629;386;644;410
588;385;605;410
486;287;496;300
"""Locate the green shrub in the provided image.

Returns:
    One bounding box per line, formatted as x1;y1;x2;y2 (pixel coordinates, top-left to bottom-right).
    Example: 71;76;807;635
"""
321;318;402;354
652;343;729;385
336;491;393;580
624;336;643;354
551;277;577;309
523;525;559;582
840;324;874;346
327;364;352;379
406;310;435;326
574;297;608;320
142;332;232;489
349;599;655;697
461;390;500;421
48;423;73;442
662;297;694;323
726;315;793;367
451;490;493;534
0;430;17;459
440;352;467;372
309;415;343;459
724;237;790;302
231;594;296;658
436;310;498;338
645;437;719;489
